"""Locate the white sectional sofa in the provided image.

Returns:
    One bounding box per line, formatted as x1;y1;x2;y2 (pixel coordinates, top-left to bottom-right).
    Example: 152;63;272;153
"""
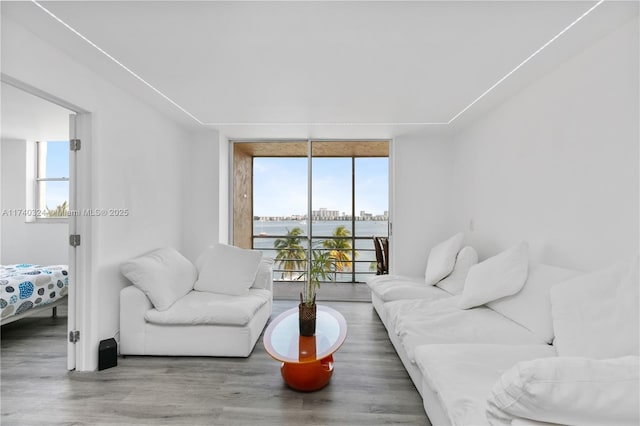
368;236;639;426
120;245;273;357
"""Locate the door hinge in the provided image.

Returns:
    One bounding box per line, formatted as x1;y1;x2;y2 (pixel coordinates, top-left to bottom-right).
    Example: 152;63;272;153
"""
69;330;80;343
69;234;81;247
70;139;81;151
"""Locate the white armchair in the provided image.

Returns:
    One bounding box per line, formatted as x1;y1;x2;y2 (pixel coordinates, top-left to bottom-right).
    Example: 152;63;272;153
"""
120;246;273;357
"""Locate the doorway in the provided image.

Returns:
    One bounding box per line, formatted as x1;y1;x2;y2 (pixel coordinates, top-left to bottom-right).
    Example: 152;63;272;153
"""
0;76;91;371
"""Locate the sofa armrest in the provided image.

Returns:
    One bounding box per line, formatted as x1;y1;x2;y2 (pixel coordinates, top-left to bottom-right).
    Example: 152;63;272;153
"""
119;285;153;354
252;258;274;292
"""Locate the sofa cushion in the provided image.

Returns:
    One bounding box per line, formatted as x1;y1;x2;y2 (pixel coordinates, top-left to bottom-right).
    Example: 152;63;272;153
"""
367;275;450;303
121;247;197;311
380;284;450;303
414;344;556;426
425;233;465;285
388;297;544;363
436;246;478;295
550;256;639;358
459;242;529;309
367;274;424;293
194;244;263;296
487;264;581;344
145;289;271;326
486;355;640;426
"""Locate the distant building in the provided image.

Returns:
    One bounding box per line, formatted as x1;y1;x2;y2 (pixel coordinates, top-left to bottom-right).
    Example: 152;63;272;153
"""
313;207;340;220
360;210;373;220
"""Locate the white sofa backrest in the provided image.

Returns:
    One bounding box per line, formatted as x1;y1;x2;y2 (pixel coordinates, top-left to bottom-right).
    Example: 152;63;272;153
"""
252;258;274;292
487;263;581;344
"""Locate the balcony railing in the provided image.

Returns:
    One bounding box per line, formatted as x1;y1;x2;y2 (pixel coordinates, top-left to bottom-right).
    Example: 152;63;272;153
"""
253;234;382;284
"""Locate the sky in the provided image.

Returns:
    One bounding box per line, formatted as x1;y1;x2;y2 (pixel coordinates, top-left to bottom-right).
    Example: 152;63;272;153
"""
253;157;389;217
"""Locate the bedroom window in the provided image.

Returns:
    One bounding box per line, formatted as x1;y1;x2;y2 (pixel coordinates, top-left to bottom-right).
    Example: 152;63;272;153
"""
35;141;69;219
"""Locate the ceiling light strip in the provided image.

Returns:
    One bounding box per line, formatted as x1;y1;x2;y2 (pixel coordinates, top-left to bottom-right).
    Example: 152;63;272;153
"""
31;0;204;125
201;122;448;126
447;0;604;125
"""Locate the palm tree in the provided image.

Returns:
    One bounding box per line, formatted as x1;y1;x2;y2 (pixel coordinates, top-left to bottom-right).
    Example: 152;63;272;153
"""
274;227;307;280
322;225;357;277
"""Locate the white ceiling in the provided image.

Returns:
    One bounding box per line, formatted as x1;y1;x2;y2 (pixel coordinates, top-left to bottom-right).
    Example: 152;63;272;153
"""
1;1;638;138
1;82;72;142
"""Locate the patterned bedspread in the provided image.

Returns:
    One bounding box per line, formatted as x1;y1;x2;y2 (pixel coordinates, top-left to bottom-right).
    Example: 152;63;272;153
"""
1;264;69;321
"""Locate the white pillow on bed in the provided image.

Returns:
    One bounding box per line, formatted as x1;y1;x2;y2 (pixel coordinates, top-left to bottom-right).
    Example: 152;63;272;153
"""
121;247;197;311
425;232;464;285
486;356;640;426
435;246;478;295
550;256;639;359
194;244;263;296
458;242;529;310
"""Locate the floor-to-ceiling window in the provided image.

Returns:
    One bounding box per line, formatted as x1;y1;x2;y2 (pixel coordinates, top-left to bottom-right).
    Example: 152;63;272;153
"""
233;140;389;299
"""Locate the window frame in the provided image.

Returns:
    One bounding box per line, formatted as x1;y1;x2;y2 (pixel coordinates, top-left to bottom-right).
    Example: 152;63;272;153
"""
34;140;70;221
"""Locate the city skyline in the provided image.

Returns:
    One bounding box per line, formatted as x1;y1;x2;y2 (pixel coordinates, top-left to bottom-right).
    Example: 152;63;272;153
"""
254;208;389;221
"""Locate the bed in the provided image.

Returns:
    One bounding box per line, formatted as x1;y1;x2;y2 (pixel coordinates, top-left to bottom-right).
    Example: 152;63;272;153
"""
1;264;69;325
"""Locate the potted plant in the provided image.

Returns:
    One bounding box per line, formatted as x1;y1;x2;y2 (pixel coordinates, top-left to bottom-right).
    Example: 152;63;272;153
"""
299;249;333;336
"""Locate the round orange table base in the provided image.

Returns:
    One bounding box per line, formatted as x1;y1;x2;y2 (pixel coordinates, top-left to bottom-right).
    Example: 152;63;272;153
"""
280;355;334;392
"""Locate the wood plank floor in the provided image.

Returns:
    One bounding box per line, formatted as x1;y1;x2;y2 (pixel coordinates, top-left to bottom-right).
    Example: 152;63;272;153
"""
1;301;429;425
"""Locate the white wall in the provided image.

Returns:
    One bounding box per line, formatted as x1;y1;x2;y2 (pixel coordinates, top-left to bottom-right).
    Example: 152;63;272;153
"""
181;128;224;262
2;17;198;370
450;17;639;271
391;132;455;276
1;139;68;265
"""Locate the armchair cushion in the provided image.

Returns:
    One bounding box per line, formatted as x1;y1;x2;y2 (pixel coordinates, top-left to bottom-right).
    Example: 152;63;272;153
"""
145;289;271;326
194;244;263;296
121;247;197;311
252;258;274;290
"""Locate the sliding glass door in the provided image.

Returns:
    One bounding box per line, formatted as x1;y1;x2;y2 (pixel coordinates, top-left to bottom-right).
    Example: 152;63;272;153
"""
235;140;389;286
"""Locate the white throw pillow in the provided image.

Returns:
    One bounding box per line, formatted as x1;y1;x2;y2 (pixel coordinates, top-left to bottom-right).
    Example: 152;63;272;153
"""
550;256;639;358
121;247;197;311
458;242;529;310
252;258;274;290
194;244;263;296
486;356;640;426
425;232;465;285
435;246;478;295
487;264;581;344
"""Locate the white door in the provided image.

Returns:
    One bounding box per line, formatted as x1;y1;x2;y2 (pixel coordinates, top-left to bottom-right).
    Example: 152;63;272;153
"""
69;112;93;371
67;114;78;370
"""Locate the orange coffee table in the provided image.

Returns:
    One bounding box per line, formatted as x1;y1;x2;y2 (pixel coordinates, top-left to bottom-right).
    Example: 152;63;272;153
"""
263;305;347;391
